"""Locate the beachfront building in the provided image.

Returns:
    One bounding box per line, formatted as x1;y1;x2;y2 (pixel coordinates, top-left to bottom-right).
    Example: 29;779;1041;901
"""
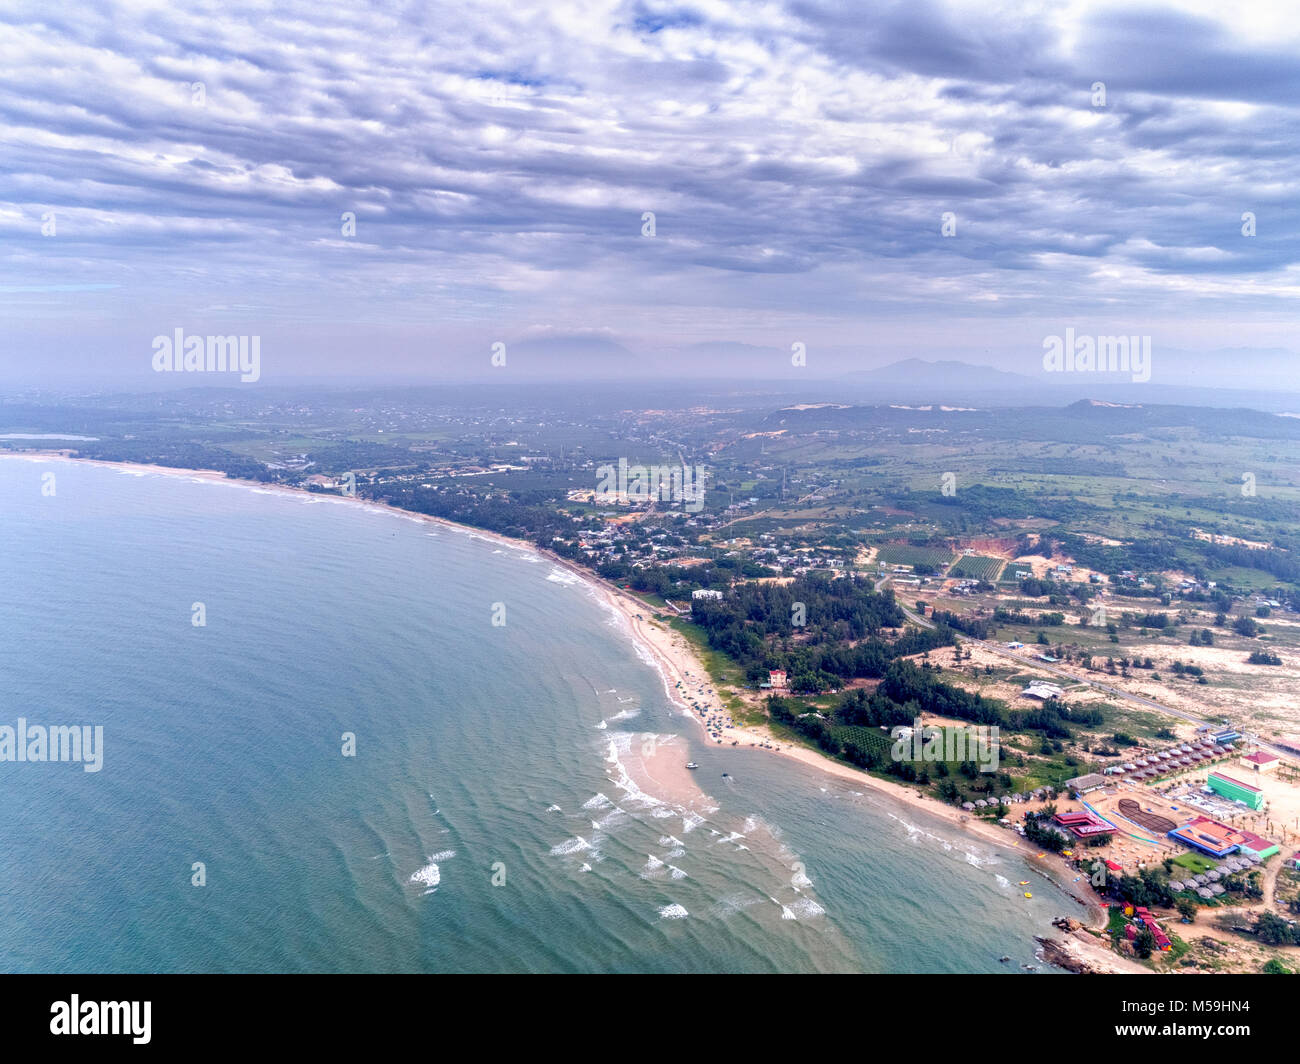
1131;906;1172;952
1207;772;1265;811
1063;773;1108;796
1168;817;1243;858
1167;815;1279;860
1242;751;1280;774
1053;809;1113;838
691;588;724;601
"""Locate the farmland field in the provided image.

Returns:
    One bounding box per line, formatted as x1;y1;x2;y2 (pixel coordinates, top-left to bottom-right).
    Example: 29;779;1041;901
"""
951;555;1005;581
874;545;956;569
829;725;896;754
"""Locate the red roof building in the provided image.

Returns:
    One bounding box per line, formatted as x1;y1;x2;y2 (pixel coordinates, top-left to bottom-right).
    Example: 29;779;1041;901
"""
1243;751;1280;773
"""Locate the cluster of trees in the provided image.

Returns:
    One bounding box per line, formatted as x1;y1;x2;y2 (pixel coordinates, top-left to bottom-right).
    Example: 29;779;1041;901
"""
76;438;278;482
871;660;1104;736
1121;611;1169;629
1255;913;1300;947
1202;542;1300;583
1049;532;1181;577
689;576;956;690
1248;649;1283;666
1109;866;1178;910
929;609;994;639
1233;616;1262;638
1023;812;1069;853
381;483;578;545
926;484;1097;525
593;557;772;599
1016;577;1063;598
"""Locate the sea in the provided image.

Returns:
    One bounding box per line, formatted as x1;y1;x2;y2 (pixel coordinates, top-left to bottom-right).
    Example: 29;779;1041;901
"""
0;456;1070;973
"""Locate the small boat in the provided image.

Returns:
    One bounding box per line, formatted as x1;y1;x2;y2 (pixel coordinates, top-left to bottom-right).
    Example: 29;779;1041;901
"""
721;772;730;778
1018;881;1030;886
686;762;699;770
998;955;1011;963
1023;892;1033;898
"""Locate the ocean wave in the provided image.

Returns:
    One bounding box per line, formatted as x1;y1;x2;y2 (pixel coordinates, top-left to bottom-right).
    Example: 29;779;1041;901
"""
658;903;688;919
581;793;612;811
410;861;442;890
789;897;825;919
550;836;591;856
594;807;628;831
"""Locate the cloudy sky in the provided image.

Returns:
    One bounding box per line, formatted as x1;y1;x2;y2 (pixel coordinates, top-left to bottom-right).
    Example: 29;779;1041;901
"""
3;0;1299;387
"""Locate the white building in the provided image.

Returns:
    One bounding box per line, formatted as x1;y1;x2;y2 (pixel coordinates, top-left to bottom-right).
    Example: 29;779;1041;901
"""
1021;681;1064;701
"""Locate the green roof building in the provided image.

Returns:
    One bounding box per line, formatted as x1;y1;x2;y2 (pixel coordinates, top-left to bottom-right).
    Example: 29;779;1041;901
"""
1207;772;1265;811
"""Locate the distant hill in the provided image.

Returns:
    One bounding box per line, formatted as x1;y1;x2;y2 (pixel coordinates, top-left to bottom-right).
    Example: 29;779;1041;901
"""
840;358;1035;390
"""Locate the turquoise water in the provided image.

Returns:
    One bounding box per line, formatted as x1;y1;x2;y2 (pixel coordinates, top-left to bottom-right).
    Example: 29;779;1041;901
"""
0;457;1069;973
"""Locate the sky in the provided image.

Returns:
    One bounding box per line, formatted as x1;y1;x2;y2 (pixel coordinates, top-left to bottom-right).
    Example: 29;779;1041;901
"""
2;0;1299;388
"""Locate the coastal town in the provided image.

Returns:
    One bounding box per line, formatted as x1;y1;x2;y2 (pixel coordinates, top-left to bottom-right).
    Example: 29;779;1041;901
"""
6;386;1300;973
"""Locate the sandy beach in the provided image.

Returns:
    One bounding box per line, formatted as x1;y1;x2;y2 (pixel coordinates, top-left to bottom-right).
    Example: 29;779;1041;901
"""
8;450;1131;962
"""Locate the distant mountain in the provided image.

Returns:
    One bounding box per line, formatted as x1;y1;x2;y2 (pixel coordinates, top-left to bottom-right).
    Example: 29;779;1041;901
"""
831;357;1300;412
840;358;1034;390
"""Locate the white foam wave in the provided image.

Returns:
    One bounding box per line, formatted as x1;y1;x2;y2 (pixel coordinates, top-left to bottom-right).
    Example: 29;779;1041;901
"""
789;897;825;919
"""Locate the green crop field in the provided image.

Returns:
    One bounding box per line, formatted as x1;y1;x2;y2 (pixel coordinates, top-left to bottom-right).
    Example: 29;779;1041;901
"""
874;545;956;569
829;725;896;754
950;555;1005;581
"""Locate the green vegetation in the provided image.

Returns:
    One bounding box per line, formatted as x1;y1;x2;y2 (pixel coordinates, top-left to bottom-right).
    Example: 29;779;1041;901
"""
874;545;955;569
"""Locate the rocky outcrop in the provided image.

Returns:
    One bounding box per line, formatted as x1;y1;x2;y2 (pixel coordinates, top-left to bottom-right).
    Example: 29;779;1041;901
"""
1035;934;1142;975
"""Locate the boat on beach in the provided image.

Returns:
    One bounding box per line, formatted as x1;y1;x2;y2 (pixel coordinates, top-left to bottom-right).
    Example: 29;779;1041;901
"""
686;762;699;769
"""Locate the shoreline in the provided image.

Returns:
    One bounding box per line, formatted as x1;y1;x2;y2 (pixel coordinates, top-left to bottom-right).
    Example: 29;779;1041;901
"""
7;450;1129;960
